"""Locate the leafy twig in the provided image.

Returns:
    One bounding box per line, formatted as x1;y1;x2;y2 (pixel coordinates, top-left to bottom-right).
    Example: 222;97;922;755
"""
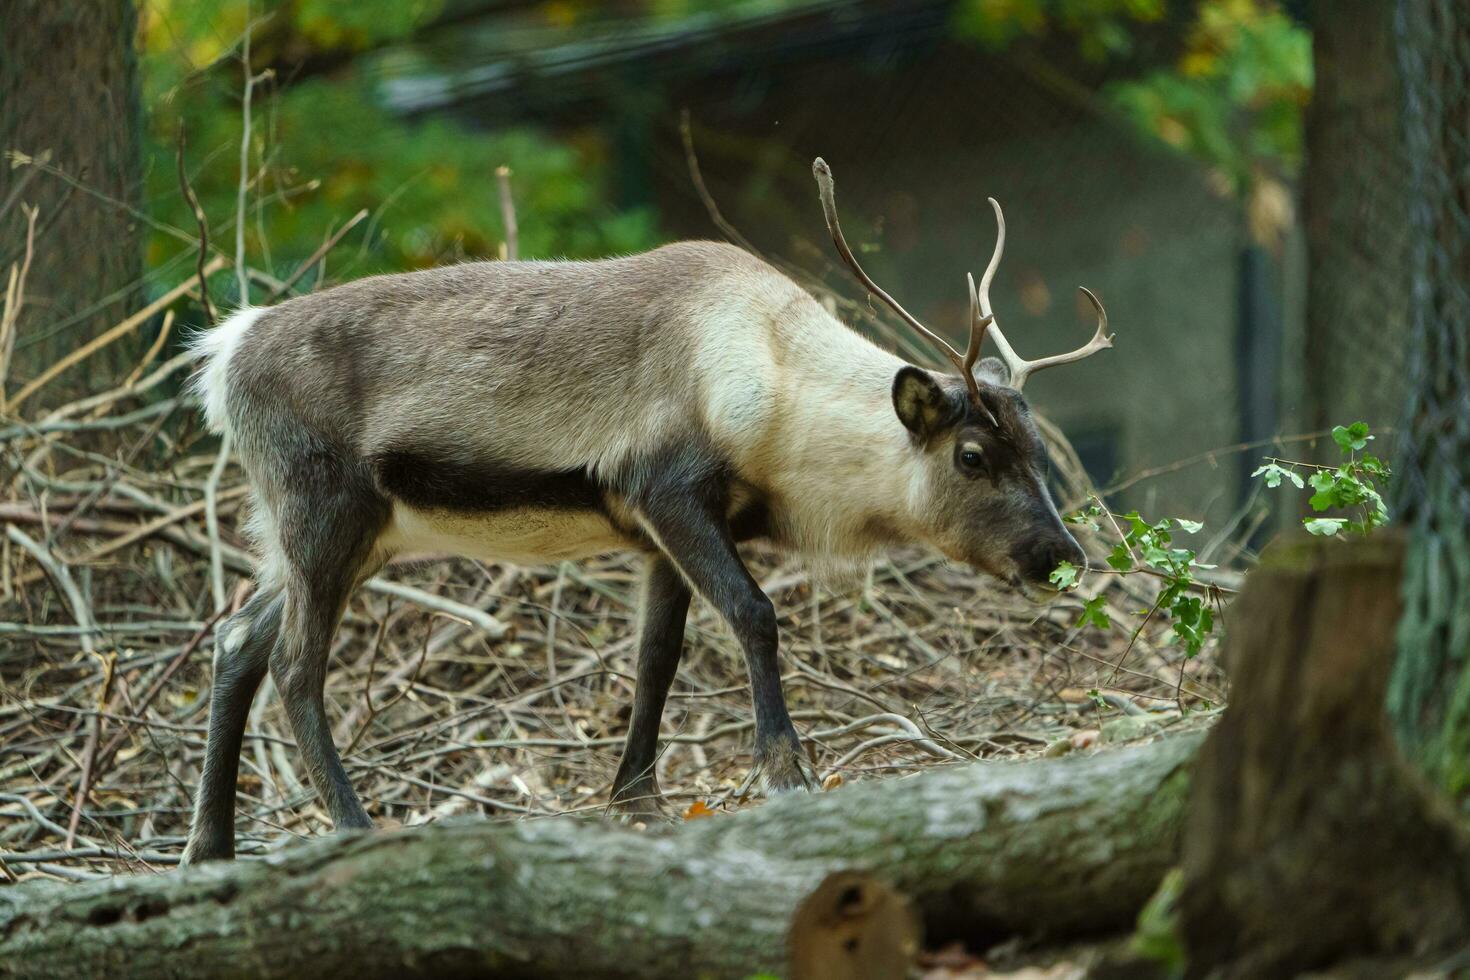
1252;422;1390;537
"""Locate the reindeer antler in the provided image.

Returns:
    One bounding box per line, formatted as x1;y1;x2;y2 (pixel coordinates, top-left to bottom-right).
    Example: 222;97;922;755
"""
813;158;993;410
970;197;1113;392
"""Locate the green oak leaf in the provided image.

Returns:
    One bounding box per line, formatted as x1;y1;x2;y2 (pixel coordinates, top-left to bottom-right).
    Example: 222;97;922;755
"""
1050;561;1079;591
1304;518;1346;536
1077;595;1112;630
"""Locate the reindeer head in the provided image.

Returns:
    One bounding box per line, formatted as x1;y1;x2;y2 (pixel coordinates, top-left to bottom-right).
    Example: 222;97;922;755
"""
813;159;1113;600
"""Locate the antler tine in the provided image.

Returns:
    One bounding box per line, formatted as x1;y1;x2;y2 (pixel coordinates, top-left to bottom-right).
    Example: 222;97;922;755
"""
1005;286;1113;390
974;197;1114;392
974;198;1027;383
964;273;998;425
813;158;981;402
962;272;991;379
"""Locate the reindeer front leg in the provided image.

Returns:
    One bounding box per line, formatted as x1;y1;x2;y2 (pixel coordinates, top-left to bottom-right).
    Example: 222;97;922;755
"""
631;470;817;795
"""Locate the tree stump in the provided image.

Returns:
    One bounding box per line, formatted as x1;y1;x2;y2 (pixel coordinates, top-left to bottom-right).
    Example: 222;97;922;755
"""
1179;535;1470;977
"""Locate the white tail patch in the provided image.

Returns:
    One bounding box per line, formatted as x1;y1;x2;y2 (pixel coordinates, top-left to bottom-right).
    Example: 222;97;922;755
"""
186;307;265;434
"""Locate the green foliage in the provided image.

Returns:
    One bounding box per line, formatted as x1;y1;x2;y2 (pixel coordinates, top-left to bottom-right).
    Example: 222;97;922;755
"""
1061;423;1390;680
292;0;443;46
1252;422;1391;537
1131;867;1186;977
650;0;816;18
142;1;657;297
1251;461;1303;489
1108;1;1311;194
1051;562;1113;630
1111;510;1215;658
1049;559;1079;590
953;0;1166;61
1077;595;1112;630
954;0;1311;216
1058;501;1217;660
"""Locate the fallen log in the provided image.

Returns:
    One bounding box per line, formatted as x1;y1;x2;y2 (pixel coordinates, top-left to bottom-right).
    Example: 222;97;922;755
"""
0;733;1199;980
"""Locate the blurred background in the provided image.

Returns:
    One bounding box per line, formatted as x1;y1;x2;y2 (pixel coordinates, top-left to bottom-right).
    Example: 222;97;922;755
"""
2;0;1410;526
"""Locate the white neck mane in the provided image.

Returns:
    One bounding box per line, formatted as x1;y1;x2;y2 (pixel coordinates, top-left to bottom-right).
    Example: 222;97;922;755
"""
760;303;933;562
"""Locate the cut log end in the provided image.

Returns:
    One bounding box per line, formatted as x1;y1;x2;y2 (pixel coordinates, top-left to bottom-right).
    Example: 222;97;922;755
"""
788;871;921;980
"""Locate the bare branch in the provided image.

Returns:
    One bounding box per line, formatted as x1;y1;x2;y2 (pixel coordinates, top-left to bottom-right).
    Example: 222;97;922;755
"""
5;255;227;412
176;123;216;325
0;202;38;408
266;208;367;300
495;166;518;261
5;525;95;654
234;16;272;302
364;578;510;639
681;110;758;255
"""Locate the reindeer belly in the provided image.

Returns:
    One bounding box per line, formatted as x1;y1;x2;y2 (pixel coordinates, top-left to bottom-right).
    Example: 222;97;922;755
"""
370;449;641;564
382;505;636;565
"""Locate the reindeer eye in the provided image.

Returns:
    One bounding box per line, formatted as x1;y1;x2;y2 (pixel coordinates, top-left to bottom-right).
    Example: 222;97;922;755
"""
957;446;985;474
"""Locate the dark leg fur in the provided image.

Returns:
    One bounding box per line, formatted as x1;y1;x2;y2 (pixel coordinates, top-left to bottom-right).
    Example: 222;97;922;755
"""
187;436;389;861
267;469;388;835
630;461;814;794
182;587;283;864
610;555;691;814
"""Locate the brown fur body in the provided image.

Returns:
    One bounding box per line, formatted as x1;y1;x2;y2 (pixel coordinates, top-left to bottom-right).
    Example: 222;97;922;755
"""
181;241;1084;863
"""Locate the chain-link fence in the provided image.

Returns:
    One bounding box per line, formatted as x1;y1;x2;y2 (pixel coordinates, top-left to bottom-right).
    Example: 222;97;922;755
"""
1303;0;1414;441
1386;0;1470;798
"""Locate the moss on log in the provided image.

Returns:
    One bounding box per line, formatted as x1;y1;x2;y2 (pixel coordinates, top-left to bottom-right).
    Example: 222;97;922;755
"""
0;734;1199;980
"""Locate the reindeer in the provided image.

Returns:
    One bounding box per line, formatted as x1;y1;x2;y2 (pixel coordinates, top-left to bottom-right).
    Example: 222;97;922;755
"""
180;159;1112;863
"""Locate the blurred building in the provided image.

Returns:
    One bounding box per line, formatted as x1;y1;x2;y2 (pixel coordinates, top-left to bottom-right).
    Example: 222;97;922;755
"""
381;0;1316;528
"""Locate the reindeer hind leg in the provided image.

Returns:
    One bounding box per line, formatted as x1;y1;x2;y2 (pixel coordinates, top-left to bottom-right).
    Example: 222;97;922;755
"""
183;584;284;864
263;446;390;834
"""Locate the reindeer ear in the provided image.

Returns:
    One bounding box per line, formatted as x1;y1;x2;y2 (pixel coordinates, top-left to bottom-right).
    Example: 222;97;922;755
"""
973;356;1011;388
892;367;955;437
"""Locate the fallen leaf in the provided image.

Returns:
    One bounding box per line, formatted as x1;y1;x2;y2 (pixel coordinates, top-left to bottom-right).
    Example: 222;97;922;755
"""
683;799;717;820
821;773;844;791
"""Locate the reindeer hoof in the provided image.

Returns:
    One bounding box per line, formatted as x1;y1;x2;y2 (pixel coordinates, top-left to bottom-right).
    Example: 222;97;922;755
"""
755;735;819;796
179;836;233;867
608;782;676;821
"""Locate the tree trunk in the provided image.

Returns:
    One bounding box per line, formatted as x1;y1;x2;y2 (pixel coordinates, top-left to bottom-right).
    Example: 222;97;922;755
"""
0;0;142;399
0;734;1200;980
1179;536;1470;978
1384;0;1470;803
